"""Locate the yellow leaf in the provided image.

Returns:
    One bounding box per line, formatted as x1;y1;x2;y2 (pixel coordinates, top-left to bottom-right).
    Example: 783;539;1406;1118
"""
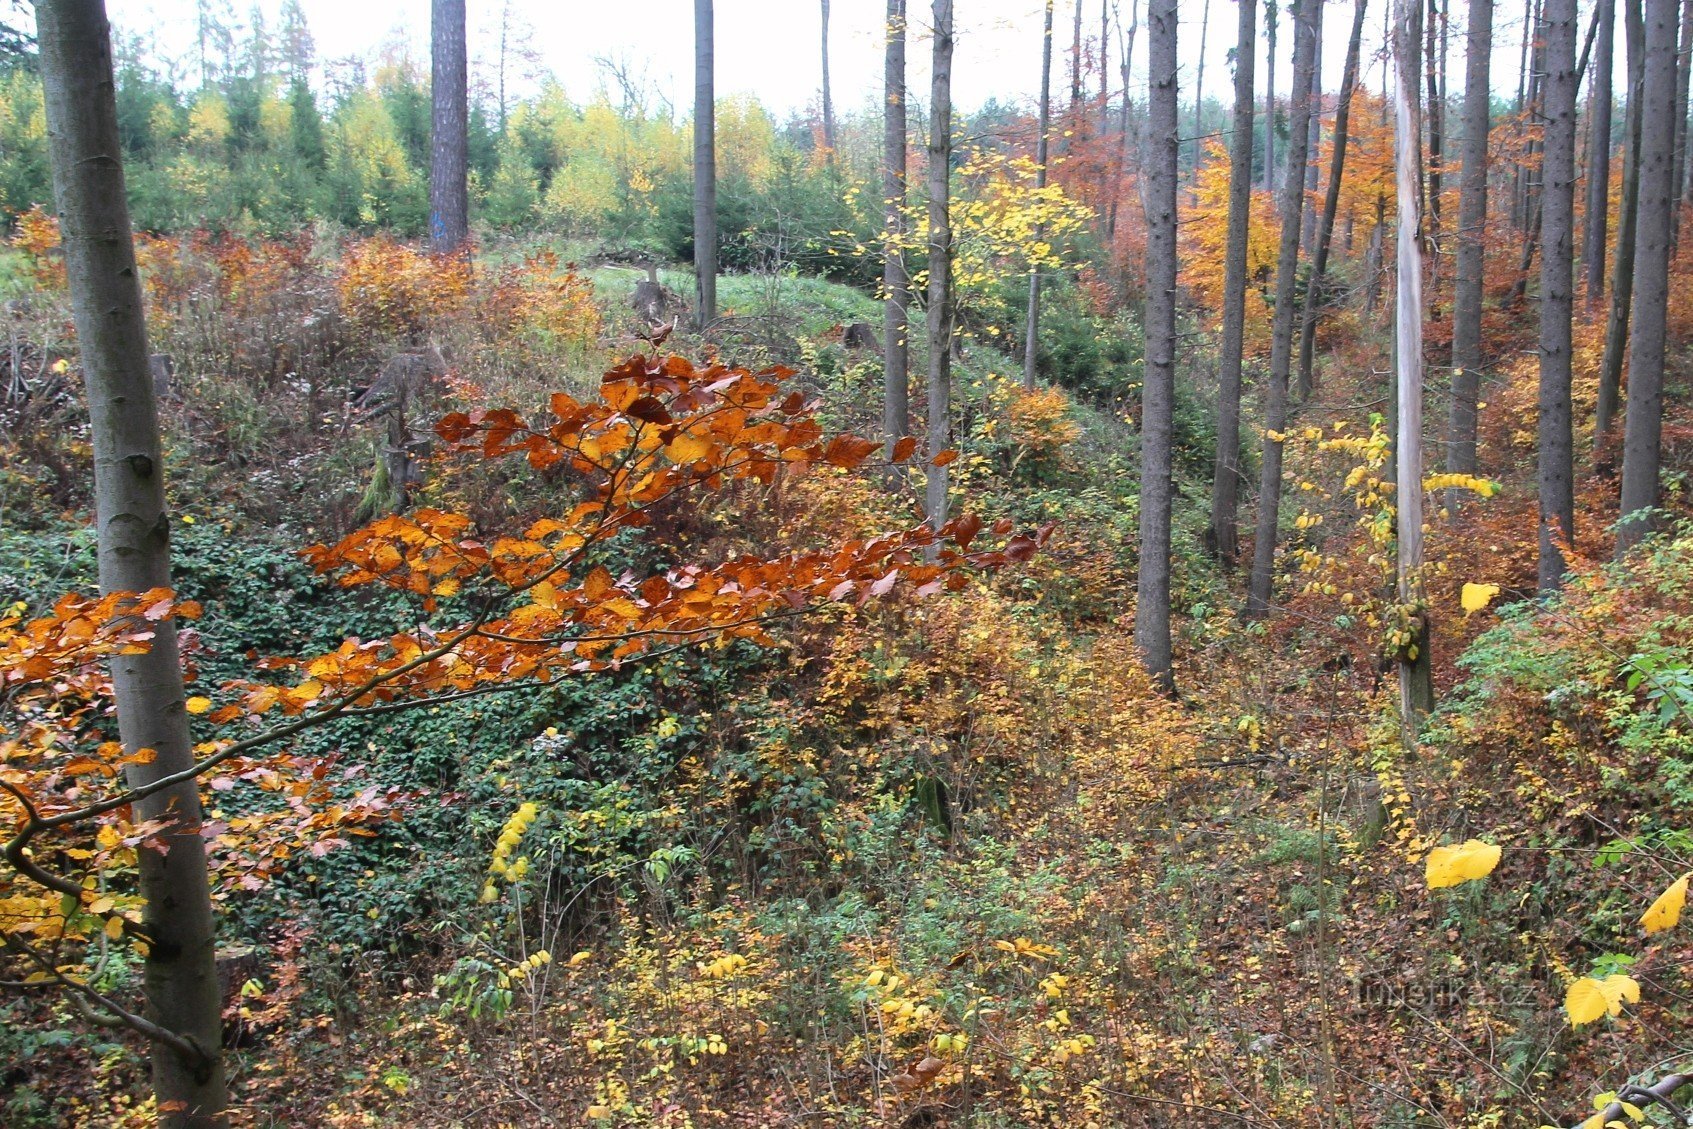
1602;973;1640;1006
1642;873;1688;934
185;696;213;715
1460;582;1501;616
104;915;124;941
1566;978;1612;1026
1424;839;1503;888
665;431;712;464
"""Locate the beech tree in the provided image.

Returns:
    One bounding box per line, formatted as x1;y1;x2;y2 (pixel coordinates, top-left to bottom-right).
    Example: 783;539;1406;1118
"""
1618;0;1679;553
1246;0;1318;617
1024;0;1056;390
883;0;910;451
1598;0;1646;444
1536;0;1578;592
694;0;717;329
36;2;231;1122
1447;0;1492;477
428;0;468;254
1210;0;1257;565
926;0;954;532
1136;0;1177;689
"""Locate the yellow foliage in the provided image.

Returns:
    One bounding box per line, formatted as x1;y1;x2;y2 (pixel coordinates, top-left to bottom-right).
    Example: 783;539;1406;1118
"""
1424;839;1503;888
1566;974;1640;1027
1641;873;1689;934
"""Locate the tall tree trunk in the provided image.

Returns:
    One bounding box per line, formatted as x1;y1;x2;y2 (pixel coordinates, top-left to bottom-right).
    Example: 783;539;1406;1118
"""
694;0;717;328
1584;0;1616;313
1447;0;1493;475
1108;0;1138;244
1210;0;1258;565
821;0;836;158
1071;0;1085;111
1598;0;1646;444
1100;0;1112;132
37;3;230;1124
1425;0;1445;231
1295;0;1368;401
428;0;468;254
1300;0;1324;251
1192;0;1211;195
1618;0;1679;552
926;0;954;532
882;0;910;451
1026;0;1056;390
1538;0;1579;592
1136;0;1178;689
1264;1;1278;189
1392;0;1435;726
1245;0;1318;616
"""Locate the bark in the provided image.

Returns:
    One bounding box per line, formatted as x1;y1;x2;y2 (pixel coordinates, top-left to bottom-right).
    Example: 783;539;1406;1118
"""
1192;0;1211;195
883;0;910;451
925;0;954;533
1025;0;1056;390
1671;0;1691;236
1583;0;1615;312
428;0;468;254
1447;0;1492;475
1136;0;1178;689
1537;0;1579;592
1071;0;1085;110
1295;0;1368;401
1425;0;1444;231
37;2;229;1124
1392;0;1435;726
1264;0;1278;189
1618;0;1679;553
821;0;836;157
1300;0;1324;252
1598;0;1646;444
1108;0;1138;244
1100;0;1112;132
1210;0;1258;566
694;0;717;328
1245;0;1318;617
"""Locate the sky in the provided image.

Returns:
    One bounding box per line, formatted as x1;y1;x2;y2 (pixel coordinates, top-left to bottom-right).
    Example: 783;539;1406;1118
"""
98;1;1553;124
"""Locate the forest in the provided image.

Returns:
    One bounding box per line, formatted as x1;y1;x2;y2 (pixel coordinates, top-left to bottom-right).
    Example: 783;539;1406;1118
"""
3;0;1693;1125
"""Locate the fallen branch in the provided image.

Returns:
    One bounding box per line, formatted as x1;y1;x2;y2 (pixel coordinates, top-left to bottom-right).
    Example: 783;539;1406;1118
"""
1568;1073;1692;1129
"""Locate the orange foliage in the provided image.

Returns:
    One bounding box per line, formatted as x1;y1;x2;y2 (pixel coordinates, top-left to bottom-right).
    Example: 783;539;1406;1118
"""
337;234;473;338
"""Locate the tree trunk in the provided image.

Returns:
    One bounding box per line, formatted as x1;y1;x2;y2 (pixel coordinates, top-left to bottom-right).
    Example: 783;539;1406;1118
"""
1210;0;1258;566
1447;0;1492;476
1598;0;1646;445
925;0;954;532
1264;1;1278;189
1025;0;1055;390
1245;0;1318;617
1295;0;1368;401
37;3;230;1125
883;0;910;451
1136;0;1178;690
1071;0;1085;110
694;0;717;329
1618;0;1679;553
1301;0;1324;254
1192;0;1211;196
1100;0;1112;132
821;0;836;158
1537;0;1579;592
1425;0;1445;231
1583;0;1615;313
1392;0;1435;727
1108;0;1138;244
428;0;468;254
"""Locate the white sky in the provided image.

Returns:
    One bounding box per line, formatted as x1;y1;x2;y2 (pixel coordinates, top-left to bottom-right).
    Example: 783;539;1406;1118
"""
99;1;1552;124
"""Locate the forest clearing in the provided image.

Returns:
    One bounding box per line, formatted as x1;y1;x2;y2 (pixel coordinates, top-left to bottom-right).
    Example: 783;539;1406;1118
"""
3;0;1693;1125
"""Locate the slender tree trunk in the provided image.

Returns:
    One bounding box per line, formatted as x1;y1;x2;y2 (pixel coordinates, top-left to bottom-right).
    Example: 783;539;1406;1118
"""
1264;1;1278;189
1072;0;1086;111
1538;0;1579;592
1192;0;1211;195
1584;0;1615;312
882;0;910;451
821;0;836;158
1670;0;1691;240
1136;0;1178;689
694;0;717;328
1296;0;1368;400
1108;0;1138;244
37;3;229;1124
1210;0;1258;565
1425;0;1444;231
1245;0;1318;616
1598;0;1646;444
428;0;468;253
1026;1;1056;390
1618;0;1678;552
1301;0;1324;252
926;0;954;532
1100;0;1113;134
1392;0;1435;726
1447;0;1493;475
